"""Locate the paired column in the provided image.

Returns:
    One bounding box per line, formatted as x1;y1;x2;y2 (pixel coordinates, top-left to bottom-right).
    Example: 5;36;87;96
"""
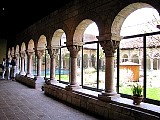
35;49;44;77
20;52;26;75
98;40;120;101
66;45;82;90
48;47;59;83
26;50;34;78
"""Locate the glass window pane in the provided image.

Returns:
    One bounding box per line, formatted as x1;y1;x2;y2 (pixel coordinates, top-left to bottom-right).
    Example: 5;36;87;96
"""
41;54;45;77
146;35;160;101
55;51;60;80
83;43;97;88
99;44;105;89
119;37;144;95
59;47;70;83
46;51;50;78
77;50;82;85
32;53;37;76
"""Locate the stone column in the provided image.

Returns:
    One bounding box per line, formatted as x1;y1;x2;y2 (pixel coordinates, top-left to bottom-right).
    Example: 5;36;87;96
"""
35;49;44;77
20;52;26;75
98;40;120;101
15;53;20;74
66;45;82;90
26;50;34;78
48;48;59;83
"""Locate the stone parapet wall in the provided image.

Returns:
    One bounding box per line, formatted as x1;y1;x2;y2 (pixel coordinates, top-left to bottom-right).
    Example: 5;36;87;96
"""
15;74;36;88
44;84;159;120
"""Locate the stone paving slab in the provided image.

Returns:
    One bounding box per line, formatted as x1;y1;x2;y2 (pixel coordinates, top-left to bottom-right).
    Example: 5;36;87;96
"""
0;79;103;120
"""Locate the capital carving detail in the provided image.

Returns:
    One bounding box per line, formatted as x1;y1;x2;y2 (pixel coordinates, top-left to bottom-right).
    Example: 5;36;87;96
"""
48;48;59;58
67;45;81;58
27;51;34;57
100;40;120;57
15;53;19;58
20;52;26;58
36;50;44;59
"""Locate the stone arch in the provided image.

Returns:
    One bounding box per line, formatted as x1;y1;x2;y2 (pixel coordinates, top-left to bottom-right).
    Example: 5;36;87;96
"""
131;54;139;64
28;39;35;51
122;54;128;62
37;35;47;50
21;42;26;52
111;2;155;41
73;19;99;43
16;45;19;54
51;29;65;47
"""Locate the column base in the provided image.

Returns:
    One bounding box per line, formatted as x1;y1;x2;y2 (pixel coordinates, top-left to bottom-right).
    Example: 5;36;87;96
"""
50;79;58;84
19;71;26;76
65;84;82;91
26;74;34;78
36;76;43;78
34;77;45;90
98;91;120;102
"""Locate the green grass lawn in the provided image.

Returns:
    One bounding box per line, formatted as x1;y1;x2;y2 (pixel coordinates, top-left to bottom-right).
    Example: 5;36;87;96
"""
55;75;69;82
120;86;160;100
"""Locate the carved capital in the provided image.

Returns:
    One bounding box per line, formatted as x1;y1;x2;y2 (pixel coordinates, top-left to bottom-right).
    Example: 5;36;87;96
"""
67;45;81;58
20;52;26;58
15;53;20;58
35;50;44;59
27;51;34;58
100;40;120;57
48;48;59;58
11;53;15;58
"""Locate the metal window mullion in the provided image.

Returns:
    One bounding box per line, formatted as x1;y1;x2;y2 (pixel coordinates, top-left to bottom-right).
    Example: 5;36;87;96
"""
81;46;84;87
143;35;147;98
97;43;99;90
117;47;120;93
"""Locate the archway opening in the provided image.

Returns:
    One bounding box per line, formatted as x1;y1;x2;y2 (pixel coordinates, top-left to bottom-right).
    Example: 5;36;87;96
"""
118;6;160;102
73;19;103;90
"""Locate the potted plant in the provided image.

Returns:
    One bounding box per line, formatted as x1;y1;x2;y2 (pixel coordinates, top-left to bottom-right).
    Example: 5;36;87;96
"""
131;83;143;105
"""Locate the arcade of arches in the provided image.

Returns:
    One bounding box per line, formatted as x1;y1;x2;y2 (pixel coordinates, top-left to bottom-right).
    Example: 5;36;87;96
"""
8;0;160;120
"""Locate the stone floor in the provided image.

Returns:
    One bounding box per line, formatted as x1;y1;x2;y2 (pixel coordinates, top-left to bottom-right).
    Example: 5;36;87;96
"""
0;79;103;120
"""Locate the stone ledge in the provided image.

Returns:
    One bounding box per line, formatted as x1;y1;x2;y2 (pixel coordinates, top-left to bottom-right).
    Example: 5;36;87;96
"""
33;81;160;118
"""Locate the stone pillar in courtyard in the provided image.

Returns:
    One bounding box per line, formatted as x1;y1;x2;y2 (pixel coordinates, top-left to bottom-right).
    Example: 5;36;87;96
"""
48;46;60;83
20;51;26;75
26;50;34;78
65;43;82;90
35;49;44;78
97;37;120;101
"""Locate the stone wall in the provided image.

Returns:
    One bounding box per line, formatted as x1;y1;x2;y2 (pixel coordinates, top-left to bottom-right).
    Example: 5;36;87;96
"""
16;0;160;44
15;75;36;88
44;84;159;120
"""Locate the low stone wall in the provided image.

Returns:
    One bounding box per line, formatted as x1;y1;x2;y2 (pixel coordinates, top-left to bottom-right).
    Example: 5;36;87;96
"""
44;84;160;120
15;74;36;88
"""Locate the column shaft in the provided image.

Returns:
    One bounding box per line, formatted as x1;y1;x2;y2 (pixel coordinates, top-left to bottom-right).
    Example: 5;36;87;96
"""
20;52;26;75
26;51;34;78
65;45;82;90
97;39;120;101
35;50;44;78
70;57;77;85
50;57;55;80
48;48;59;83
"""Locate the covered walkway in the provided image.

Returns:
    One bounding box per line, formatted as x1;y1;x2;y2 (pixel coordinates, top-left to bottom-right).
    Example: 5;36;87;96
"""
0;79;102;120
